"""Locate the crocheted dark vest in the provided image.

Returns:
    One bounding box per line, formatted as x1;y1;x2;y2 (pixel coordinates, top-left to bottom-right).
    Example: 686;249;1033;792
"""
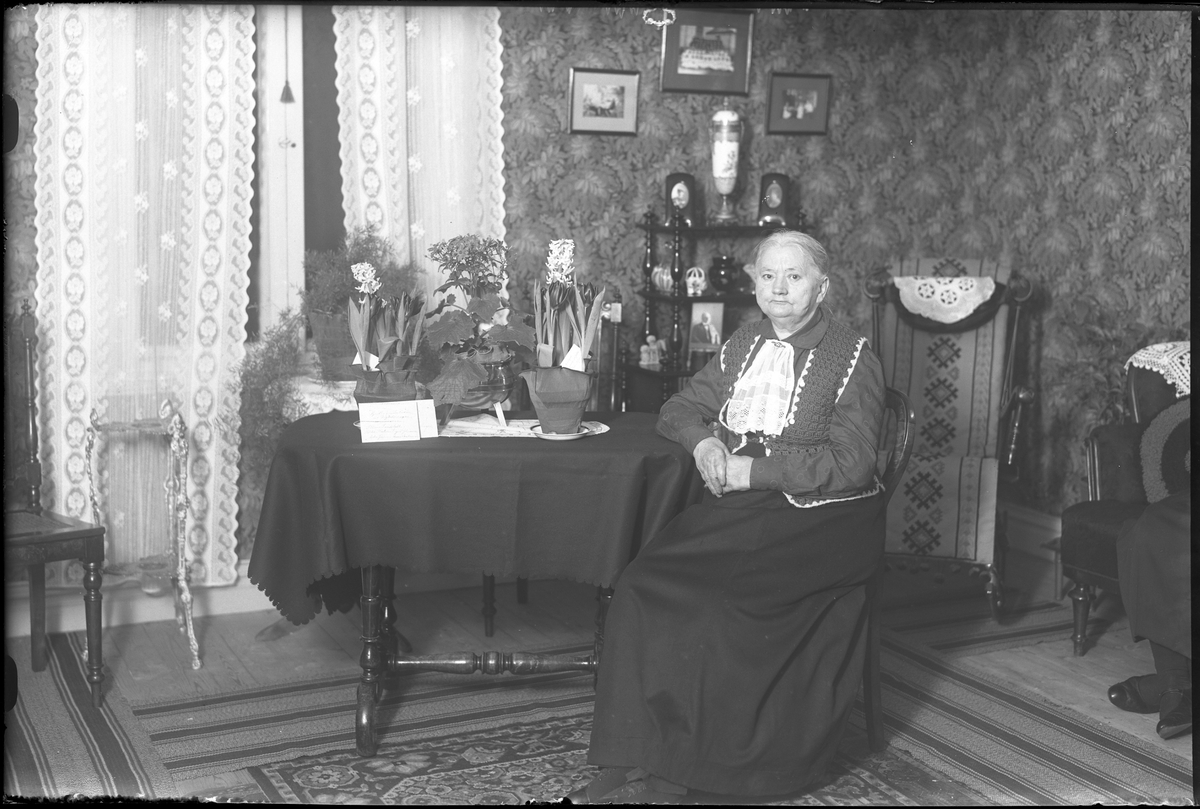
718;317;865;455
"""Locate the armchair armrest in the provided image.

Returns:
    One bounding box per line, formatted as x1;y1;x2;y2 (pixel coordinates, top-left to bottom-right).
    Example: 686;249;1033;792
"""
1085;423;1145;503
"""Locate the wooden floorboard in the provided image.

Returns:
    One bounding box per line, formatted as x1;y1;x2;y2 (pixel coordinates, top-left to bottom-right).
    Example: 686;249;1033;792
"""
85;552;1190;799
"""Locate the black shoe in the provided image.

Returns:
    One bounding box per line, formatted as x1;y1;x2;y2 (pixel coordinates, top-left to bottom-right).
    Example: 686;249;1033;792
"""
1108;675;1160;714
1157;689;1192;740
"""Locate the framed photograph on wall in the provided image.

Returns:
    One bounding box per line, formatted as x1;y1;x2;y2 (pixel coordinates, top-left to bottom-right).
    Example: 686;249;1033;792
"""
569;68;640;135
767;73;832;135
660;9;754;95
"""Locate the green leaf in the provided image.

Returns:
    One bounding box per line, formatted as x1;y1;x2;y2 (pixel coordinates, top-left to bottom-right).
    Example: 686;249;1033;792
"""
467;294;501;323
427;357;488;407
425;309;476;349
485;320;537;350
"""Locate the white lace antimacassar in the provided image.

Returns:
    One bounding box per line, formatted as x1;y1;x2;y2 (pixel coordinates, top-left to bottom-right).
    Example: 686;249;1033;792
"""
893;276;996;324
1125;341;1191;398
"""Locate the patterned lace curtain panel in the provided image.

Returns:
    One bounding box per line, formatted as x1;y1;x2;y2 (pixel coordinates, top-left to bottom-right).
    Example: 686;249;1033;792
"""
33;5;254;589
333;6;507;303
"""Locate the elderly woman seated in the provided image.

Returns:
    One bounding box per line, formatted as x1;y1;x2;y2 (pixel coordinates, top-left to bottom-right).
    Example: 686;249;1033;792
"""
567;231;886;804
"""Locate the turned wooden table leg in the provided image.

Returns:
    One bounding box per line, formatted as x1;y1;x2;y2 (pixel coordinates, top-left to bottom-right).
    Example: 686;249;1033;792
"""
82;556;104;707
482;574;496;638
357;565;384;757
379;566;412;655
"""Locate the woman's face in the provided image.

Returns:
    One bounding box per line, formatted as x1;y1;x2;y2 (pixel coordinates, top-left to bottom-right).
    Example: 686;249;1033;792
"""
753;243;829;335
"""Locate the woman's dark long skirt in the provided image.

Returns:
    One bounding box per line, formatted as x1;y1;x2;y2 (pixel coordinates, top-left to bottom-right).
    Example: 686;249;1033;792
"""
588;488;886;797
1117;490;1191;658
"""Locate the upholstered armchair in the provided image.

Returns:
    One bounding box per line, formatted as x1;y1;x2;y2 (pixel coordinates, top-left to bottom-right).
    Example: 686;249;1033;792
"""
1059;342;1191;656
865;258;1034;619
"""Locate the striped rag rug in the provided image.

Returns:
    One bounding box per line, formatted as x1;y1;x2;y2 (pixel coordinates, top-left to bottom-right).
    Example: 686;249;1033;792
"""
3;633;176;798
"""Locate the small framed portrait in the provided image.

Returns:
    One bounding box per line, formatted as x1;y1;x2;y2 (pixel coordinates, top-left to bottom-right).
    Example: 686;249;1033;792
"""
687;301;725;357
767;73;832;135
569;68;640;135
660;9;754;96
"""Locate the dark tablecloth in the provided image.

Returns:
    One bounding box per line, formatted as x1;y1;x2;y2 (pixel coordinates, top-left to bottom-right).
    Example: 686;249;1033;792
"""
248;410;703;625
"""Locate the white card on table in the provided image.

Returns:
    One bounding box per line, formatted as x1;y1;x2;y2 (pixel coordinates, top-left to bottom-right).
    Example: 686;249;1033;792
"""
358;399;438;442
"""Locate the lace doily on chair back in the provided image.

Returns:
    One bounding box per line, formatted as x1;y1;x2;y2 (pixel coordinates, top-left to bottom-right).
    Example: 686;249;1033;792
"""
893;276;996;324
1125;342;1191;398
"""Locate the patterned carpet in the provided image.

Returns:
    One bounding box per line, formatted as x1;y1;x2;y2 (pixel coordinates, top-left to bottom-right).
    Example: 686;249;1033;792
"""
5;629;1191;804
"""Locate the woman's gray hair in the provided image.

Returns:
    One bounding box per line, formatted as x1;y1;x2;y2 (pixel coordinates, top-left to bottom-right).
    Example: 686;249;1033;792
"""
748;230;830;280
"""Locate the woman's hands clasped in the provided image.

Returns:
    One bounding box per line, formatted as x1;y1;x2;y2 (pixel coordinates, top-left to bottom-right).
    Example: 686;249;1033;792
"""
693;437;752;497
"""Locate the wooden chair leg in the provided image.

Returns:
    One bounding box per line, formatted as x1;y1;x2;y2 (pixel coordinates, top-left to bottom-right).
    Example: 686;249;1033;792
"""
516;577;528;605
593;586;613;687
28;563;47;672
1068;581;1092;656
482;574;496;638
81;559;104;707
863;574;885;753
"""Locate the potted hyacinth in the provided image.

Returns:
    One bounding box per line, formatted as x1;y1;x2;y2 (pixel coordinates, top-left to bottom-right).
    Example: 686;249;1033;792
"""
424;235;536;410
521;239;607;434
347;261;429;404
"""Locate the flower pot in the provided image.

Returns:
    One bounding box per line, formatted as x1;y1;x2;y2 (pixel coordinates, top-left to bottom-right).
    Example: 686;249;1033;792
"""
520;366;594;434
351;363;428;405
308;311;358;382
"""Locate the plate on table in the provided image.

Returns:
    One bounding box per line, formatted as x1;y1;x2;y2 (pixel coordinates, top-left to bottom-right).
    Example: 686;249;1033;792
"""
530;421;609;441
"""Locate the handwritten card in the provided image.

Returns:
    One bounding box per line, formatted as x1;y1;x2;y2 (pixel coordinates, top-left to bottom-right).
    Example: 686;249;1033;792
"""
358;399;439;443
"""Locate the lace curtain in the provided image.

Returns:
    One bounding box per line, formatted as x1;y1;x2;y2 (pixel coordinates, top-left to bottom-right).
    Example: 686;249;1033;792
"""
332;6;507;303
33;5;254;588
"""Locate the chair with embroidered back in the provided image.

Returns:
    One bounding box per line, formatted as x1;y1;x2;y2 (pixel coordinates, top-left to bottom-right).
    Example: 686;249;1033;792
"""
1059;342;1190;655
865;258;1034;619
860;386;915;751
3;300;107;707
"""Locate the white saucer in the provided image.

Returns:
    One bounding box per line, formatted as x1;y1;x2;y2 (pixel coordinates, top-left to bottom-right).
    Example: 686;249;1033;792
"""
530;422;609;441
535;422;590;441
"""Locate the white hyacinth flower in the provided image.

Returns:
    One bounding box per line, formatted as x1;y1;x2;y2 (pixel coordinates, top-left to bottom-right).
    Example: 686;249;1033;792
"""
546;239;575;284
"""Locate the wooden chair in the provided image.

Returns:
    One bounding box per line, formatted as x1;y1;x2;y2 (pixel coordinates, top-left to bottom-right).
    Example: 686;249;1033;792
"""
4;301;106;707
1059;350;1186;655
863;387;915;752
865;259;1035;620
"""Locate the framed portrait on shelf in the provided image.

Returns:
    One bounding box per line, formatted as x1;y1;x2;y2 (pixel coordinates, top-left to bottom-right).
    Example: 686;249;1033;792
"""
568;68;640;135
687;302;725;371
660;9;754;95
767;73;832;135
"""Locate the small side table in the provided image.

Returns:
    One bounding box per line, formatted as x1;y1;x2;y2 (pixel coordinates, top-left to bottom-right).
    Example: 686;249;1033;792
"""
87;400;200;670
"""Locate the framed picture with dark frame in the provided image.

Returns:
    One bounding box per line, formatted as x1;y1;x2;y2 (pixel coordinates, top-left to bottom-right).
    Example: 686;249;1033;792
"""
660;9;754;96
569;68;640;135
767;73;832;135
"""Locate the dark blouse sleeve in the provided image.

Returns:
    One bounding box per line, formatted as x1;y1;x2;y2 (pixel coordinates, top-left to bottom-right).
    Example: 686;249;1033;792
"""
748;346;886;499
655;350;727;454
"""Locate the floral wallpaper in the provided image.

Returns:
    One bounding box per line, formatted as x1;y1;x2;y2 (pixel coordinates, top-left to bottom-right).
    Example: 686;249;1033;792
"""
498;7;1191;515
3;6;38;318
5;9;1190;523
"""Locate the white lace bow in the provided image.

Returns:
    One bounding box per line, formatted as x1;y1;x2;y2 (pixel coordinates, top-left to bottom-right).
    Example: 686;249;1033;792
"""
722;339;796;436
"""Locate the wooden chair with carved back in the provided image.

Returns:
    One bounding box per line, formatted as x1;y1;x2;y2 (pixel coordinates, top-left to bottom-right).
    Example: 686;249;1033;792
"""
1059;343;1190;655
4;300;107;707
862;386;916;751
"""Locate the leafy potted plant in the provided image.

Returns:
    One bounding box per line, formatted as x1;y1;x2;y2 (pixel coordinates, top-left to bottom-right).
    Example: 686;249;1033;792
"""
300;227;421;381
424;235;536;410
521;239;607;434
